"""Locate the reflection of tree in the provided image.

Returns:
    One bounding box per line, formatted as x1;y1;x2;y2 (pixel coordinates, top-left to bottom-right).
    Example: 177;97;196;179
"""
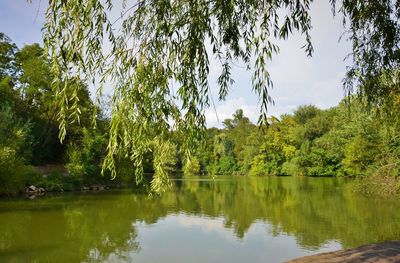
63;202;140;262
164;177;400;249
0;194;141;262
1;177;400;261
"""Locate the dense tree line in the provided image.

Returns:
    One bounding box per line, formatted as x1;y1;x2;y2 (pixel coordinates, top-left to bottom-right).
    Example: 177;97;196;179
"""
0;33;182;195
0;33;130;195
42;0;400;191
1;33;399;196
193;103;400;184
3;1;393;193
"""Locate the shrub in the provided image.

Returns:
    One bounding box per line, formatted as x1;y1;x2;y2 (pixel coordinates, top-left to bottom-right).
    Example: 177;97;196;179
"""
215;156;237;175
0;106;31;195
66;128;107;184
0;147;25;195
248;156;268;176
183;156;201;177
281;160;300;176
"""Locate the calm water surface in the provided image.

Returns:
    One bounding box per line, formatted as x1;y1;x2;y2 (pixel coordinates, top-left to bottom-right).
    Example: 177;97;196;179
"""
1;176;400;263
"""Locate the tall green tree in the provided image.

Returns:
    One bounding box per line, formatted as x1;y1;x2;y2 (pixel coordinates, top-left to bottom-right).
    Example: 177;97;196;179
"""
41;0;400;191
0;33;18;80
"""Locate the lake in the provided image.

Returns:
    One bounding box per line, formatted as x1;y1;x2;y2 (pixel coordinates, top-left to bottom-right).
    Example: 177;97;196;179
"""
1;176;400;262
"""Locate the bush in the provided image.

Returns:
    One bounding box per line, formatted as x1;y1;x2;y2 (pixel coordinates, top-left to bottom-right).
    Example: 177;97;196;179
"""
281;160;300;176
24;168;43;186
66;128;136;186
29;171;83;192
183;156;201;176
214;156;237;175
342;135;376;177
0;147;26;195
66;128;107;184
0;106;31;195
248;156;268;176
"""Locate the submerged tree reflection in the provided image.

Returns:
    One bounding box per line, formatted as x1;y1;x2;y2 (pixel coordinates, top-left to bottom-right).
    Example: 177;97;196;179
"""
1;177;400;262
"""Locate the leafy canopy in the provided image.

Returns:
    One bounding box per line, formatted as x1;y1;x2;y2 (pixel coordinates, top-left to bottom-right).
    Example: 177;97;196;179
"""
43;0;400;190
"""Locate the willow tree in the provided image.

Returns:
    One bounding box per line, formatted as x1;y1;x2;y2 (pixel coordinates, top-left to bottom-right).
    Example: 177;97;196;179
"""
43;0;400;192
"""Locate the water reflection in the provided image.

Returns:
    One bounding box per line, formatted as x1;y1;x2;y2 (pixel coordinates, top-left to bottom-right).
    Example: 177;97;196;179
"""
0;176;400;262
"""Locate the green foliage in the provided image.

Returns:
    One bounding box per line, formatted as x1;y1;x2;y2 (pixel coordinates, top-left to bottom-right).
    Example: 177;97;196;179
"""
250;140;284;176
199;98;400;186
16;44;51;107
0;148;26;195
43;171;82;191
0;106;31;195
66;128;107;183
293;105;320;125
32;0;400;193
209;133;238;175
0;34;114;194
336;1;400;105
24;170;82;192
0;77;19;108
196;128;219;174
183;156;201;177
3;5;400;195
342;136;376;177
281;160;300;176
150;139;177;193
0;106;31;157
214;156;238;175
0;33;18;80
239;130;263;173
42;0;321;184
223;109;258;172
248;156;269;176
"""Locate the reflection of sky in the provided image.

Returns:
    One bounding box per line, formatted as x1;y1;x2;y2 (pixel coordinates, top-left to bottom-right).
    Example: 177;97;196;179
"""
132;213;342;263
0;0;352;127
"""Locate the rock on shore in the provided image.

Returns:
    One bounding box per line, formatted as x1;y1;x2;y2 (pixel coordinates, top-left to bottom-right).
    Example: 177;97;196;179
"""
286;241;400;263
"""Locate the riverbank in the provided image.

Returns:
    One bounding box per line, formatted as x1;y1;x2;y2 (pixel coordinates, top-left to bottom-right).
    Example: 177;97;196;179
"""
24;183;126;199
351;175;400;196
3;169;400;198
0;164;133;197
287;241;400;263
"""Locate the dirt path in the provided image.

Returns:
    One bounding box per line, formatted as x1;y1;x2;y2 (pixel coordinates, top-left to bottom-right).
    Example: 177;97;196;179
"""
286;241;400;263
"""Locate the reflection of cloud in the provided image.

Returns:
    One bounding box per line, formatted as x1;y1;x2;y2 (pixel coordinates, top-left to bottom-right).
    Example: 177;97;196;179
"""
177;214;239;242
178;216;224;231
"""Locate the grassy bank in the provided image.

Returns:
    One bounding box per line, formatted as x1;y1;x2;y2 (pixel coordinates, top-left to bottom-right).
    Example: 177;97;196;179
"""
0;165;135;197
351;175;400;197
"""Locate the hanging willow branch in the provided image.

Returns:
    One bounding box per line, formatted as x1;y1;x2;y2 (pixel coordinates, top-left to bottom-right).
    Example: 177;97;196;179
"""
43;0;400;192
43;0;314;192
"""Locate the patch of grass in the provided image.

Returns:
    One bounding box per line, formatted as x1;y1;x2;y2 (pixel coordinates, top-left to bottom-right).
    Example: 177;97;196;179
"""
351;175;400;196
25;170;83;192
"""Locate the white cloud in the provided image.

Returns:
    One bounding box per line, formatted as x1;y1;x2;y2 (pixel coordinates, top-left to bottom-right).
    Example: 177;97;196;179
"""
205;0;351;126
1;0;352;128
205;97;259;128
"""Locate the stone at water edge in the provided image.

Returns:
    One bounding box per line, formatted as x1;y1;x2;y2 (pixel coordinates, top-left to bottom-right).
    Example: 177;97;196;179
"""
286;240;400;263
27;185;37;192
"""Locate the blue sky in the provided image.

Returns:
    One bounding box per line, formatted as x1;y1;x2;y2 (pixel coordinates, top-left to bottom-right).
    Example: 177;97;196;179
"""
0;0;351;127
